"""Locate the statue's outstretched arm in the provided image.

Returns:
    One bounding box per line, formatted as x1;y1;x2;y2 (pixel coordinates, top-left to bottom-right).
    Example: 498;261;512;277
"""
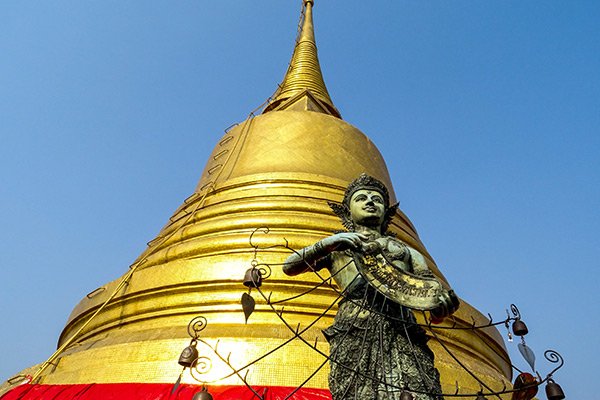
283;242;330;276
283;232;367;276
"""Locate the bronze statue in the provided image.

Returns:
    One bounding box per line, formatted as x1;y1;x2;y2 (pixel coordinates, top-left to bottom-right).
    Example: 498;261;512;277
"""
283;174;459;400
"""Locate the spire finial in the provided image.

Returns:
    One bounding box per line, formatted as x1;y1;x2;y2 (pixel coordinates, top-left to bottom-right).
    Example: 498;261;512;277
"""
263;0;340;117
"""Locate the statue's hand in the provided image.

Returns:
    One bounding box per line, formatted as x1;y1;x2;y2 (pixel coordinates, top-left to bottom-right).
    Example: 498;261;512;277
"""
320;232;368;253
430;289;460;323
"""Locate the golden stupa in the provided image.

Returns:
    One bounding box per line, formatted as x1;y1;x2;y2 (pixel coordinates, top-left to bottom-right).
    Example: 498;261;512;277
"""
2;1;512;399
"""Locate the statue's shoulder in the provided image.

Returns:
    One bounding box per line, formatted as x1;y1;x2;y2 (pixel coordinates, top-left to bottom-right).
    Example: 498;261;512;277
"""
376;235;408;249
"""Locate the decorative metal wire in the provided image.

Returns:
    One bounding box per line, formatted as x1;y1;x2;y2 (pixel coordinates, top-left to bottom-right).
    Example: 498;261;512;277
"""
187;316;208;339
178;226;565;400
543;350;564;379
510;304;523;320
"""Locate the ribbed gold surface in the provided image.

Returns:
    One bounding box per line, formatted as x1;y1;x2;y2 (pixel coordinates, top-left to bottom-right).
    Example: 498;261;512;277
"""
2;111;514;399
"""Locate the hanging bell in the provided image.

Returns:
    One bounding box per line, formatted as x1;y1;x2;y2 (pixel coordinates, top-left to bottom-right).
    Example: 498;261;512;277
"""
178;342;199;368
192;386;214;400
399;390;414;400
545;378;565;400
511;372;538;400
243;268;262;288
512;319;529;336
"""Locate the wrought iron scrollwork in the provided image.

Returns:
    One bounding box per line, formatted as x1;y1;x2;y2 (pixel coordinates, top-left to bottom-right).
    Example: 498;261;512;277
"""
174;227;567;400
543;349;564;379
188;316;208;339
189;355;213;378
510;303;522;320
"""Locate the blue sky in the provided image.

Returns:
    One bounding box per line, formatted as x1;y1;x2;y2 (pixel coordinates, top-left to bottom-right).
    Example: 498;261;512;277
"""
1;1;598;398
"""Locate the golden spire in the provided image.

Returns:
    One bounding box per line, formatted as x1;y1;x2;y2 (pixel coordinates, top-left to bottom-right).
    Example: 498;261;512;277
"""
263;0;341;117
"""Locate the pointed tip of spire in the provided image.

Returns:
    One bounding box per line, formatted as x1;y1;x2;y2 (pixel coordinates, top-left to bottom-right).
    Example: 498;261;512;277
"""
299;0;315;42
263;0;340;118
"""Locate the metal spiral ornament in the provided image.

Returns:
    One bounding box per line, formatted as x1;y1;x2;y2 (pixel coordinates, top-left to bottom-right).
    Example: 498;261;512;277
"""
189;355;214;380
249;227;271;251
253;263;272;280
188;316;208;339
510;304;522;319
543;349;564;378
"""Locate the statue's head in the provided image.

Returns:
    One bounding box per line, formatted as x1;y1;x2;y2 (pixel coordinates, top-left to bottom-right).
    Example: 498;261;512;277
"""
342;173;390;209
329;173;398;233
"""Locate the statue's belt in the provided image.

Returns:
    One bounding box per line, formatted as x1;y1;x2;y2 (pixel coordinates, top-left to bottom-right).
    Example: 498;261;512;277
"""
352;251;443;311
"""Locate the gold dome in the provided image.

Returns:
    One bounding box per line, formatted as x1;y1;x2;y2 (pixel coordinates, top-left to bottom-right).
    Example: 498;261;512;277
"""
2;1;512;398
9;107;509;394
196;111;394;198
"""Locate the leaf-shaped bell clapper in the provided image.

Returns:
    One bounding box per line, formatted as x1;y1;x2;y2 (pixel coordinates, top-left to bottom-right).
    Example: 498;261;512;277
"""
545;378;565;400
178;340;199;368
241;292;256;323
243;268;262;288
518;342;536;372
192;387;213;400
512;319;529;336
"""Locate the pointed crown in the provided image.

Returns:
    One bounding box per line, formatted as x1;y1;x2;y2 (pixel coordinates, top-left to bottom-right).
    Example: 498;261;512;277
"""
343;173;391;209
329;174;398;234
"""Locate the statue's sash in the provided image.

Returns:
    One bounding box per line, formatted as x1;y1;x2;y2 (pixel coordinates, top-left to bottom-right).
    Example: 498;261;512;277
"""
353;252;443;310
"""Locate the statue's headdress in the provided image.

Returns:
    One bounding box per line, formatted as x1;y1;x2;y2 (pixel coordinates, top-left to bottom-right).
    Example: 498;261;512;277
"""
328;173;398;233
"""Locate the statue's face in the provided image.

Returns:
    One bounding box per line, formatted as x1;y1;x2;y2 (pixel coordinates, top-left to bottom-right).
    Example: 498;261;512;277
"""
349;189;385;227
